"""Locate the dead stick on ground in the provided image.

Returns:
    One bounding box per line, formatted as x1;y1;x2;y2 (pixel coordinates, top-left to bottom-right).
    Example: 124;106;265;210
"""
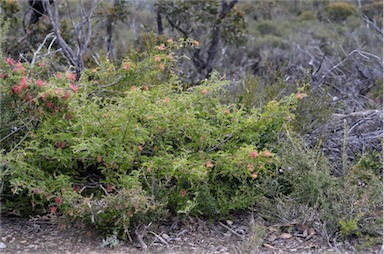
148;231;169;246
135;222;152;250
218;222;244;239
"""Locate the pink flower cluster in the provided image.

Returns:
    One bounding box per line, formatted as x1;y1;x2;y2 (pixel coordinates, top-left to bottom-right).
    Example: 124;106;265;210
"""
11;77;29;95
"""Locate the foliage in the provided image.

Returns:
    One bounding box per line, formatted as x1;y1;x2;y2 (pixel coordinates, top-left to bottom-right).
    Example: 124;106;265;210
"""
0;40;302;238
361;0;383;28
257;132;383;242
325;2;357;22
223;71;334;135
0;56;74;152
297;10;317;21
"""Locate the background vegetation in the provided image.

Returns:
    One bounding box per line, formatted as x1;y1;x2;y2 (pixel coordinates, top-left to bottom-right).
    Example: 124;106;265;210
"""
0;0;382;250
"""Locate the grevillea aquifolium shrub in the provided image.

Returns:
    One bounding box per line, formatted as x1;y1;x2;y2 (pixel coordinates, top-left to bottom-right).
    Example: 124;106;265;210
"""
1;39;304;239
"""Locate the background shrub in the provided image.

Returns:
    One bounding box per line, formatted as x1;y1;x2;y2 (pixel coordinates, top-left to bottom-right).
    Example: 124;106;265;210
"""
325;2;357;22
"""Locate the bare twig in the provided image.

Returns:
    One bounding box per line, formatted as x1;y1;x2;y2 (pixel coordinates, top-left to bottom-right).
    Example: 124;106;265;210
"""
98;184;110;196
362;15;383;37
43;0;100;80
30;32;55;67
148;231;169;246
165;16;189;38
317;50;381;84
219;221;244;239
312;52;326;78
207;133;233;152
135;222;152;250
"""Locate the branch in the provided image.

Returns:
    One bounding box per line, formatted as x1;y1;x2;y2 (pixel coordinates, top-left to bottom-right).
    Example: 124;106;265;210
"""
30;32;55;68
43;0;100;80
43;0;77;68
218;221;244;239
156;9;163;35
205;0;238;78
362;15;383;37
312;52;326;78
207;133;233;152
219;0;238;20
165;15;189;38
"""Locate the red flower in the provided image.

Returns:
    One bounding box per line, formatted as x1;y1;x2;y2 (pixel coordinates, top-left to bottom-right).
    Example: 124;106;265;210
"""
206;161;214;168
155;55;161;62
70;83;79;93
42;93;48;101
12;85;22;95
36;79;44;87
20;77;28;89
63;92;70;100
50;206;57;214
251;172;258;179
123;63;131;70
248;164;254;172
6;58;14;66
14;62;25;72
158;44;166;50
55;197;63;205
181;188;187;197
106;185;114;193
263;150;272;157
32;188;42;194
73;186;80;192
250;150;258;159
46;101;54;108
296;92;305;100
56;141;65;148
200;89;208;95
68;73;76;82
56;72;62;79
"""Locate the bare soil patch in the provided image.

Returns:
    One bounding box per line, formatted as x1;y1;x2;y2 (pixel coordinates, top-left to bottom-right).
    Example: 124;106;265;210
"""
0;214;382;253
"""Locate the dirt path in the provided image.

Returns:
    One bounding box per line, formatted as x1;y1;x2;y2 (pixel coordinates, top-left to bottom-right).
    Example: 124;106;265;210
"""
0;215;382;254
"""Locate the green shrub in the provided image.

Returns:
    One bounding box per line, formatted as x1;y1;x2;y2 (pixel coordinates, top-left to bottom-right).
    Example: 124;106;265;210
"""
258;132;383;242
325;2;357;22
297;10;317;21
254;20;281;36
0;39;302;238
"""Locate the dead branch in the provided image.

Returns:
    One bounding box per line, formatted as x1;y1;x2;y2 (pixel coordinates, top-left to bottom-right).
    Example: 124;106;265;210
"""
42;0;99;80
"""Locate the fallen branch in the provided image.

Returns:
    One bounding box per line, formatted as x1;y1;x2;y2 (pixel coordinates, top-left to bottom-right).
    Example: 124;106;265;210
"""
218;221;244;239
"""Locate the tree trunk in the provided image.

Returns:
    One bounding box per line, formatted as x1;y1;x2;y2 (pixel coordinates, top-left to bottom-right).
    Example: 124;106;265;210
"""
106;0;120;62
157;9;163;35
